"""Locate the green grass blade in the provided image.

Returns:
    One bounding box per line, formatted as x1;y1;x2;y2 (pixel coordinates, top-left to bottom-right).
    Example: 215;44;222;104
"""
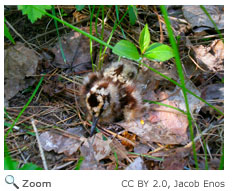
4;18;15;44
75;156;85;170
99;7;130;66
160;5;198;169
219;144;224;170
98;5;105;70
88;5;96;71
5;76;44;137
200;5;224;42
128;5;137;25
115;5;126;39
128;152;164;161
52;6;67;63
31;6;113;49
144;100;187;115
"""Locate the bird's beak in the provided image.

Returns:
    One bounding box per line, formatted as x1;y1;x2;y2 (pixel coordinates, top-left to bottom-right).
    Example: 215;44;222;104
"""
90;115;99;136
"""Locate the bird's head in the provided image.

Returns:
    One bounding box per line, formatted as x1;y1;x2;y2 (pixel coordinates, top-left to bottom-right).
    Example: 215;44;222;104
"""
85;81;114;136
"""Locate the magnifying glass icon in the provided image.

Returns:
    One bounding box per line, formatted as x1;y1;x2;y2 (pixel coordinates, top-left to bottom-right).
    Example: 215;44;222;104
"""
5;175;19;189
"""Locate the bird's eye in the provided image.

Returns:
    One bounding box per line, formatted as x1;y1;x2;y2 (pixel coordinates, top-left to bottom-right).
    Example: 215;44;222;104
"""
127;72;135;79
88;93;99;107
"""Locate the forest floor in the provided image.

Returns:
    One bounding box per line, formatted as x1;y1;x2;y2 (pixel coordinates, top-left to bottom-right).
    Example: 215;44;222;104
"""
4;5;224;170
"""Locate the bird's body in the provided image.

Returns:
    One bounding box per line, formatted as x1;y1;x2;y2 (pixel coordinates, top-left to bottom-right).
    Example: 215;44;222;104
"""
81;60;148;135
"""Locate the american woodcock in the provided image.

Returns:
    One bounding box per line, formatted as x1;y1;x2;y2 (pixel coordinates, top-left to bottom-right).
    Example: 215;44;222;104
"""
81;60;149;136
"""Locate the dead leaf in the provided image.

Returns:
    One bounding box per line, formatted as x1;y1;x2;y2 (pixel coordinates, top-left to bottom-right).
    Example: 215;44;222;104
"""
168;79;204;113
110;139;130;162
118;118;188;145
4;42;39;105
192;39;224;72
79;133;112;170
39;128;84;156
42;78;65;97
134;143;150;154
182;5;224;31
161;147;191;170
201;83;224;101
125;157;147;170
149;92;189;136
211;39;224;60
82;133;112;161
51;27;110;74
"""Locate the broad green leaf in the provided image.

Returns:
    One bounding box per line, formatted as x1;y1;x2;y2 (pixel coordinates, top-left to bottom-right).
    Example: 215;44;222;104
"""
18;5;52;23
128;5;137;25
75;5;85;11
113;40;140;61
139;24;150;54
144;42;174;62
4;20;15;44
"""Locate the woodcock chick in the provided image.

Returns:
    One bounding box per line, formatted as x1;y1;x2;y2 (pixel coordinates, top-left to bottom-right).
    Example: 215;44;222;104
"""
81;60;148;136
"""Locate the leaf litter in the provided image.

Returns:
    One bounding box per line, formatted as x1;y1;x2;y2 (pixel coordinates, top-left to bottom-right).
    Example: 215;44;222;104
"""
5;5;224;170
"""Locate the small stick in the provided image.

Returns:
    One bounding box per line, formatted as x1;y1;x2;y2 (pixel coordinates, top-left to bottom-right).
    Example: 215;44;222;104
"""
31;119;48;170
5;19;41;56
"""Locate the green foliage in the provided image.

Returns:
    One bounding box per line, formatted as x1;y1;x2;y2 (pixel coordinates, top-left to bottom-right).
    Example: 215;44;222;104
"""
4;156;42;170
75;5;85;11
144;43;174;61
4;141;42;170
4;156;18;170
128;5;138;25
75;156;85;170
139;24;150;54
113;24;174;62
113;40;140;61
160;5;198;169
4;18;15;44
18;5;52;23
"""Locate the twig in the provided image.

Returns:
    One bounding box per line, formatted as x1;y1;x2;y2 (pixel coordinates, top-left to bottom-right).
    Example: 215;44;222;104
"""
5;19;41;56
31;119;48;170
14;141;28;164
153;6;164;43
52;161;75;170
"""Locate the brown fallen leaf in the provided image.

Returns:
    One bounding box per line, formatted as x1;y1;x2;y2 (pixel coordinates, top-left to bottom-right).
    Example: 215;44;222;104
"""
201;83;224;101
81;133;112;161
39;128;84;156
118;118;188;145
42;78;65;97
4;42;39;106
79;133;112;170
192;40;224;72
51;27;110;74
149;92;189;136
160;147;191;170
182;5;224;31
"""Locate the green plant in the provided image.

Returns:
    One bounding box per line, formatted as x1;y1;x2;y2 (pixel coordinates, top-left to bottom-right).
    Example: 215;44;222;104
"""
113;23;174;62
18;5;52;23
75;5;85;11
4;17;15;44
128;5;138;25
